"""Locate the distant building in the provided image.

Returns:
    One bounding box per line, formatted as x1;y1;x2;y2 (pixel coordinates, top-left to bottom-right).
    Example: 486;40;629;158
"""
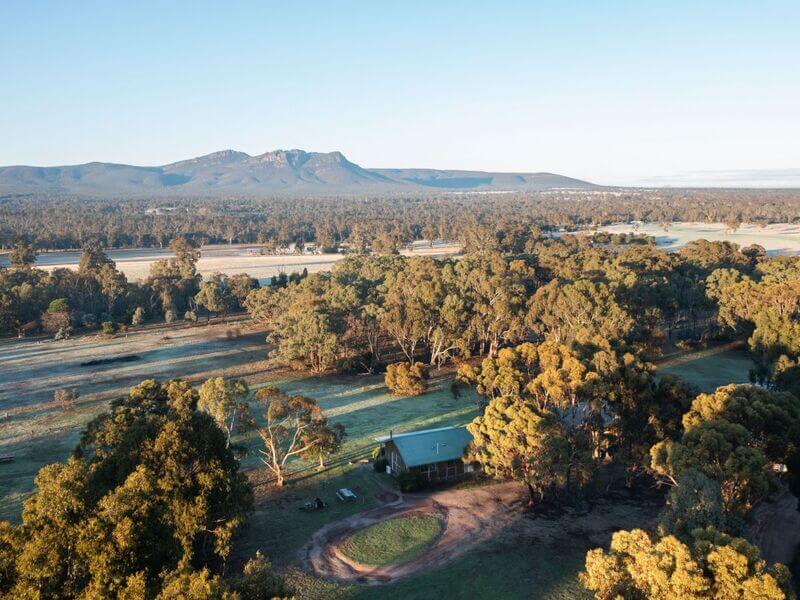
144;206;179;215
375;426;476;482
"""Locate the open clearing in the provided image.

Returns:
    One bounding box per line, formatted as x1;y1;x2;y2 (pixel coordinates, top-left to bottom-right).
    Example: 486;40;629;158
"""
0;321;478;524
290;475;663;599
656;341;756;392
0;321;273;520
338;514;443;568
10;241;460;283
601;222;800;255
0;322;770;598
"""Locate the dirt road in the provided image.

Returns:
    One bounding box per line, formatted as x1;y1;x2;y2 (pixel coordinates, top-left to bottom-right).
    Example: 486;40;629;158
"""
302;481;526;584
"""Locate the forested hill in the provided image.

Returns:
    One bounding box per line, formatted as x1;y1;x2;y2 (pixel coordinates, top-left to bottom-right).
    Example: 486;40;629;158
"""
0;149;597;197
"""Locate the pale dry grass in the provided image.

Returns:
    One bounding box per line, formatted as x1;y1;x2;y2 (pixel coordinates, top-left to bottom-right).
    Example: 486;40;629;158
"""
601;222;800;255
34;243;462;282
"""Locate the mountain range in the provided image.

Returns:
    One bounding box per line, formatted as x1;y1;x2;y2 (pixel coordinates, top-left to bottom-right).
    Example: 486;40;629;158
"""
0;149;596;197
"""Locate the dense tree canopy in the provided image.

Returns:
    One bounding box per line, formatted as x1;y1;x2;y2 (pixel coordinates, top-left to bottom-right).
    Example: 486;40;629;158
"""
0;379;256;598
581;527;794;600
4;189;800;254
466;394;594;503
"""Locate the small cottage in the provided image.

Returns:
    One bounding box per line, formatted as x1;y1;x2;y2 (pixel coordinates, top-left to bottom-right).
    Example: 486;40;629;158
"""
375;426;475;482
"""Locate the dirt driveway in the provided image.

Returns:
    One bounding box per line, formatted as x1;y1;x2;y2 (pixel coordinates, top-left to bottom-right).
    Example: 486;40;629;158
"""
302;477;668;586
302;481;527;584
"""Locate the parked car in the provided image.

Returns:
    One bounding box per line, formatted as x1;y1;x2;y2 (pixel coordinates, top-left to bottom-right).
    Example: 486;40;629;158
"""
336;487;357;502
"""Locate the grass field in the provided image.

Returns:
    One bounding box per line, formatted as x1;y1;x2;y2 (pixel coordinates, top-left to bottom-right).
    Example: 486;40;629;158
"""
0;327;757;600
339;515;443;567
347;536;592;600
0;324;272;521
656;343;755;392
601;222;800;255
285;534;591;600
232;374;479;564
25;241;460;283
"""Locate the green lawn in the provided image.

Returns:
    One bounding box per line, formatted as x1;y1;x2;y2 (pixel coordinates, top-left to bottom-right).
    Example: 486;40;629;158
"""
0;418;87;522
340;514;443;567
232;373;479;565
657;346;755;392
237;372;478;472
285;533;592;600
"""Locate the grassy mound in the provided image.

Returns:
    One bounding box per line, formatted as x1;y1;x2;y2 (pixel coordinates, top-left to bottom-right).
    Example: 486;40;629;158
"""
339;514;443;567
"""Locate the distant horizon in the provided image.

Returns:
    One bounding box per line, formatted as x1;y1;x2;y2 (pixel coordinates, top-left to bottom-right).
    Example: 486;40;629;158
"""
1;2;798;187
0;147;798;189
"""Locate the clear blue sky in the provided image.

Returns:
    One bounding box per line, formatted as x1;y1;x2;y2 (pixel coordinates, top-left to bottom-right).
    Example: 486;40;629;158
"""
1;1;798;184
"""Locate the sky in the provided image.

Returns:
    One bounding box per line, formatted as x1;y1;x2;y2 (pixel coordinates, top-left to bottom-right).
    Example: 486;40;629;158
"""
1;1;798;186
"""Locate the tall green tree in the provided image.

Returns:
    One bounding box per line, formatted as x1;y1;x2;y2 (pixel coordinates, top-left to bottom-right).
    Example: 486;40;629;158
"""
651;418;771;515
467;394;594;503
8;243;37;270
198;377;251;447
682;384;800;466
254;387;325;487
0;378;253;598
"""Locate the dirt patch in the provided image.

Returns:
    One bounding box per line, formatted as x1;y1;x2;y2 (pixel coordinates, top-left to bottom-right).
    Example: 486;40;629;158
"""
302;477;665;585
301;481;525;584
375;491;400;504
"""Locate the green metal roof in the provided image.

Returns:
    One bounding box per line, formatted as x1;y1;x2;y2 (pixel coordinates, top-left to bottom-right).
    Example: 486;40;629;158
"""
375;426;472;467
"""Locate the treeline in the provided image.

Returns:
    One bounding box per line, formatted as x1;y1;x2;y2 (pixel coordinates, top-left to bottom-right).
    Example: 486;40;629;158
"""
247;234;800;598
423;245;800;598
0;237;259;337
244;235;783;375
3;188;800;252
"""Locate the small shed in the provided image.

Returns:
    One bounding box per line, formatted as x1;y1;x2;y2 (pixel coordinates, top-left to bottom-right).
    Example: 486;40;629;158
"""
375;426;475;482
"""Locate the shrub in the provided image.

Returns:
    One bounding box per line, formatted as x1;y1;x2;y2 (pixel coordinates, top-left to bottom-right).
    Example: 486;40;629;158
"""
373;458;388;473
53;388;79;412
385;362;429;396
232;551;288;599
397;471;427;493
676;338;701;351
47;298;69;313
131;306;145;326
101;321;117;336
42;310;70;334
184;310;197;322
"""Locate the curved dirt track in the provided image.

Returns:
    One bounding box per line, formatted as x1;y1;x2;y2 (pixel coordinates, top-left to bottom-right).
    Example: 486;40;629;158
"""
301;481;525;584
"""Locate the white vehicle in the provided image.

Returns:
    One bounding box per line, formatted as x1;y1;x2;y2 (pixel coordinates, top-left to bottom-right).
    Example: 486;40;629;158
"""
336;487;357;502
